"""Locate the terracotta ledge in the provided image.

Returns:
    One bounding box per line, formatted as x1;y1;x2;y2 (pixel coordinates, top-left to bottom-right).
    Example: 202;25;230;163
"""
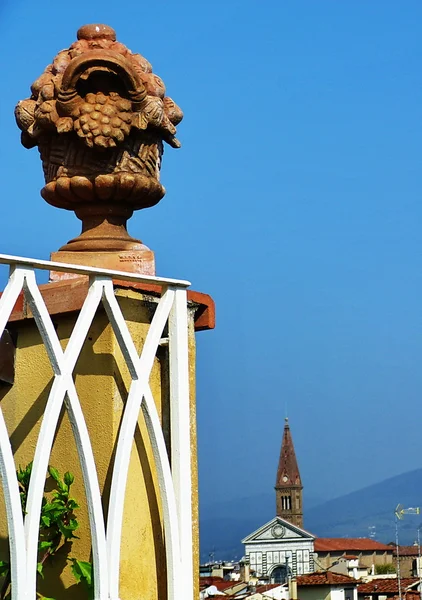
2;277;215;332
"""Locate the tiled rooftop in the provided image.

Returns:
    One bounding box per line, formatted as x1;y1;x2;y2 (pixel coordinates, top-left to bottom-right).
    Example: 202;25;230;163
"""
255;584;284;594
393;545;420;557
315;538;393;552
297;572;357;586
389;594;420;600
357;578;418;594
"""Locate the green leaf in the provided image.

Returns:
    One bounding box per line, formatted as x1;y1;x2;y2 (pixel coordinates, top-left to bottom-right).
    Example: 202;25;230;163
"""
44;498;67;512
67;499;79;510
42;502;58;513
40;515;51;527
70;560;92;587
39;541;53;550
17;462;32;485
48;466;60;483
57;481;68;494
64;472;74;487
0;560;9;577
58;520;78;539
37;562;44;578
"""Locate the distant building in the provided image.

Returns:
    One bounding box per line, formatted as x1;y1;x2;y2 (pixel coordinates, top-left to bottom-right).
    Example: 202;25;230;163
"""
390;544;421;578
242;516;315;581
275;418;303;529
357;577;420;600
242;419;315;582
326;555;371;580
314;539;394;572
297;571;358;600
200;562;240;580
238;418;398;588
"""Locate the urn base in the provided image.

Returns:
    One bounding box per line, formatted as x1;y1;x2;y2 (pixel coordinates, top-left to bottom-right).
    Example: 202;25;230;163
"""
49;247;156;281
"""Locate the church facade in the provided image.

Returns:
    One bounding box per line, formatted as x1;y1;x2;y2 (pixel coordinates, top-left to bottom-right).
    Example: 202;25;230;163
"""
242;418;315;582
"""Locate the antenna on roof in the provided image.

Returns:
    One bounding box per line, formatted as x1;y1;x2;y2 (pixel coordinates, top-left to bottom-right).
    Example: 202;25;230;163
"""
395;505;421;600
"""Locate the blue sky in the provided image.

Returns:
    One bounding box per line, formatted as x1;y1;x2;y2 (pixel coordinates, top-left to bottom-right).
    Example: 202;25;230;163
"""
1;1;422;512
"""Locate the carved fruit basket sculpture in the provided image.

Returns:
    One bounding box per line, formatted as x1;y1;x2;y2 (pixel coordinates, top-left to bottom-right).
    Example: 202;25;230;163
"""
15;24;183;251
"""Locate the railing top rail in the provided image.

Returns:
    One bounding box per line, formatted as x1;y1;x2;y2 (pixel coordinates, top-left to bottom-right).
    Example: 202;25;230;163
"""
0;254;191;289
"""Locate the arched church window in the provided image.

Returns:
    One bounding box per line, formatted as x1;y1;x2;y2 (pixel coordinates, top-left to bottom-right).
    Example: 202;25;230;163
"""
271;566;288;584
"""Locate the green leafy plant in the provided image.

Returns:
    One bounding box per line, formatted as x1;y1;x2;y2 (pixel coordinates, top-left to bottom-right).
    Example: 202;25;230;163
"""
0;463;93;600
70;559;93;594
375;563;396;574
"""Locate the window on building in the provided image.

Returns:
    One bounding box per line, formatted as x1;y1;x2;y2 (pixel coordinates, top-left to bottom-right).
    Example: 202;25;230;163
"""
282;495;293;510
271;566;288;584
296;550;303;575
267;552;273;564
273;552;280;563
303;550;310;573
345;588;354;600
250;553;256;565
257;552;262;565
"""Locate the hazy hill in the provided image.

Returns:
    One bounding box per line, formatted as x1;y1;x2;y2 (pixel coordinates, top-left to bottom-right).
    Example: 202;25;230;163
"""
199;469;422;560
306;468;422;543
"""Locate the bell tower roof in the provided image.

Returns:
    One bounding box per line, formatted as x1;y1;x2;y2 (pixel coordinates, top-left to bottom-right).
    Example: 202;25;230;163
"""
275;417;302;488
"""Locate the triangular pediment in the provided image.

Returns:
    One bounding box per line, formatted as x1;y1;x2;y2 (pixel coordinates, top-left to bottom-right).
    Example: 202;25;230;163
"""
242;516;315;544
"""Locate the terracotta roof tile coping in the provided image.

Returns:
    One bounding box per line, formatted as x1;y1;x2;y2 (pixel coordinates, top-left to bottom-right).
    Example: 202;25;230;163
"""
357;579;419;594
297;572;357;586
2;277;215;332
393;546;420;556
315;538;393;552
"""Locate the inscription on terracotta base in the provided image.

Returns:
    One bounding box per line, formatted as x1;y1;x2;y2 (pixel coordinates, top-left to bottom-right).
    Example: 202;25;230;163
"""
49;248;155;281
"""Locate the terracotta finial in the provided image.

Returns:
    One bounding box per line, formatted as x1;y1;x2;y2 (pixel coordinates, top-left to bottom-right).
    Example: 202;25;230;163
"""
15;25;183;254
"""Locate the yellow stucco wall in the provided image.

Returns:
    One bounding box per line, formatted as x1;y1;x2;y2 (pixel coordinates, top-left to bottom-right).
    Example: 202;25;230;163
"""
0;286;198;600
298;586;331;600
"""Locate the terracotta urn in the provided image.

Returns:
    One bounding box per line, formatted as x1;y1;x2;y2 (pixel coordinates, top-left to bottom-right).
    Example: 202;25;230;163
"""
15;24;183;252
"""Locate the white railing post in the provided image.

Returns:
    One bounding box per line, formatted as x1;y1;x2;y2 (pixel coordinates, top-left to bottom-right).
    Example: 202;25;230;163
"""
169;288;193;600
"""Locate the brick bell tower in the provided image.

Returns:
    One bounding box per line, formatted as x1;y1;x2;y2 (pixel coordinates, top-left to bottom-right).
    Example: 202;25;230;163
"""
275;418;303;528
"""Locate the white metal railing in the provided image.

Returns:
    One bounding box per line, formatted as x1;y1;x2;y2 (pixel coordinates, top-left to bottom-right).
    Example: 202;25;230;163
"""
0;254;193;600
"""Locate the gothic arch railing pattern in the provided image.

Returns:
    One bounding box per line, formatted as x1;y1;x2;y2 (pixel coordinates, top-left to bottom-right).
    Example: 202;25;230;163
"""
0;254;193;600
